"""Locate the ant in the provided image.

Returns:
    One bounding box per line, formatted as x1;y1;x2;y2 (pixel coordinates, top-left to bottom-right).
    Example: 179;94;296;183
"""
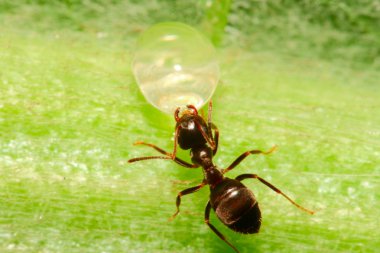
128;101;314;253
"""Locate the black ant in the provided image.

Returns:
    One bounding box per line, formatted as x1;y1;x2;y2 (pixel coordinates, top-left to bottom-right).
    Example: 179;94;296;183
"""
128;101;314;253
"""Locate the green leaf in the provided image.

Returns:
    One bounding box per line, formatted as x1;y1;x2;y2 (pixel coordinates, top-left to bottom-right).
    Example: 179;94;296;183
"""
1;1;379;253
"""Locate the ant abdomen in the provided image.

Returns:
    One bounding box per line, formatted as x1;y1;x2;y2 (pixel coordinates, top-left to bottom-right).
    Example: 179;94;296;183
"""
210;178;262;234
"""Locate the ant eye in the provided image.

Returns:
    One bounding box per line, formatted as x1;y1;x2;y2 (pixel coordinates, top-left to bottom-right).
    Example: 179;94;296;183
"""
181;121;188;128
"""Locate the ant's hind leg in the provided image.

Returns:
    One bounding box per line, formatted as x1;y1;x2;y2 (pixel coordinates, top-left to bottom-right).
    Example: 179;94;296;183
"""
222;146;277;174
235;173;315;215
129;141;198;168
204;201;240;253
169;182;206;221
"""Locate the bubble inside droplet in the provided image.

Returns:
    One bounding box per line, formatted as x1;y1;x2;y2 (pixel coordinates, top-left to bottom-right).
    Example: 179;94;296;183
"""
132;22;219;114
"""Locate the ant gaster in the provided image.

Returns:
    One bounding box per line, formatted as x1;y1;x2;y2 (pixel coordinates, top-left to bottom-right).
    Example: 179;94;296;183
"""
128;101;314;253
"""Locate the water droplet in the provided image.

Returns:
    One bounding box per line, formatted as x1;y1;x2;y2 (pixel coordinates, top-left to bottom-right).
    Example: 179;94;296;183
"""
132;22;219;114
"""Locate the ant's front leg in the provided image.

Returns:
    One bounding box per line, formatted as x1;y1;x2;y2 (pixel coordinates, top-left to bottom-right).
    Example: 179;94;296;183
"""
222;145;277;174
194;120;216;151
206;100;219;155
210;123;219;155
128;141;199;169
171;124;181;160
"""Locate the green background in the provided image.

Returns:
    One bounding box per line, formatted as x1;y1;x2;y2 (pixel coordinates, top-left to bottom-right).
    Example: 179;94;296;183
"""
0;1;379;252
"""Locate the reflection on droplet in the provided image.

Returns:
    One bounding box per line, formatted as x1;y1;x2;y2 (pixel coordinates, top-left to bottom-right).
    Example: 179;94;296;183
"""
173;64;182;71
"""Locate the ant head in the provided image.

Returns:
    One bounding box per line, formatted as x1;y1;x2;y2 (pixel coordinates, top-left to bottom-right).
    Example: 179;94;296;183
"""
174;105;198;122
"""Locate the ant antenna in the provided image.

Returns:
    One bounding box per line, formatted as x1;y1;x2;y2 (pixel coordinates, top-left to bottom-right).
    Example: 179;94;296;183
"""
186;105;198;115
174;107;181;122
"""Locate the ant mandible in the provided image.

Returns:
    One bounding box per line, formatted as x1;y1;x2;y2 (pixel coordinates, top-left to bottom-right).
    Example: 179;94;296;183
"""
128;101;314;253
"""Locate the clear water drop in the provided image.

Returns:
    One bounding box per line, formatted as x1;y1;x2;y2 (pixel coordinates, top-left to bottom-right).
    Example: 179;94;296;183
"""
132;22;219;114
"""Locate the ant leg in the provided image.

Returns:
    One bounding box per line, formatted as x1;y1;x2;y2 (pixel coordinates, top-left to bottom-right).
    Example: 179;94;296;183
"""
235;174;315;215
194;120;216;150
206;100;219;154
222;146;277;174
210;123;219;155
128;154;197;168
204;201;240;253
171;124;181;160
169;182;206;220
128;155;171;163
207;99;219;155
128;141;198;168
207;100;213;128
